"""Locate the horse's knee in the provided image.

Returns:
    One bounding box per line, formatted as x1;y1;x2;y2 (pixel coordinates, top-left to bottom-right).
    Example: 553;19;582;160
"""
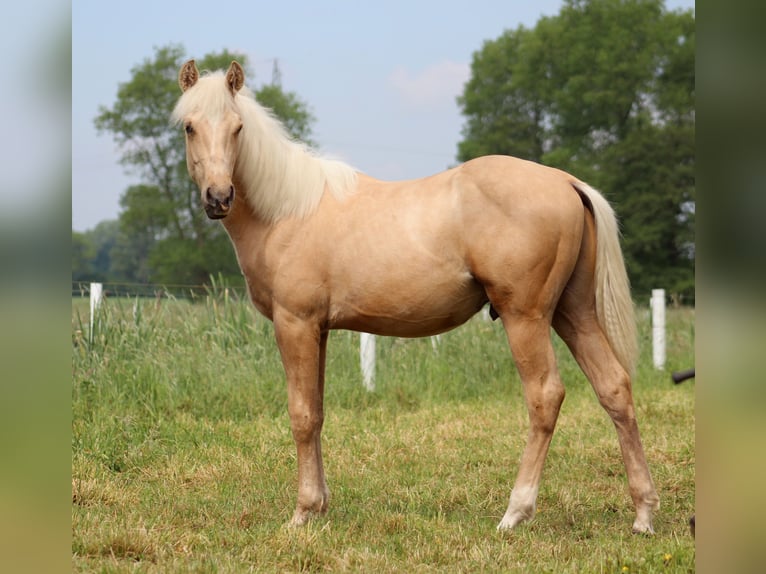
289;411;324;443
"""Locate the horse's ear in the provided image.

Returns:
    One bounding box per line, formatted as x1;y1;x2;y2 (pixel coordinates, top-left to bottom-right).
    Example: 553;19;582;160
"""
226;61;245;94
179;60;199;92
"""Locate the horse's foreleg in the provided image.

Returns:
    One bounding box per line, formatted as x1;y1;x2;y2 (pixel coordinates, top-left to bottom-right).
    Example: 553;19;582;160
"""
274;314;329;527
497;316;565;531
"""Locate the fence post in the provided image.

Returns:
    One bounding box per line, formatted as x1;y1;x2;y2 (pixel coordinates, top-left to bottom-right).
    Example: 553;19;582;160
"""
651;289;666;370
360;332;376;391
89;282;103;345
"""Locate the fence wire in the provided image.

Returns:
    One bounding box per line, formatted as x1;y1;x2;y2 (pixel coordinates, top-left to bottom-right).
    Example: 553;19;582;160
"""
71;281;247;301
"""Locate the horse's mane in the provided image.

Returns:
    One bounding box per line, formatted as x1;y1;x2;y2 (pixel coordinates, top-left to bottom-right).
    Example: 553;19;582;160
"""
172;71;357;222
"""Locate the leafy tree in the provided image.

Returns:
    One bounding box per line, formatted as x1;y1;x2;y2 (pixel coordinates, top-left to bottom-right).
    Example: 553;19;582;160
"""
601;120;695;299
256;84;316;147
457;0;695;302
457;27;548;162
94;44;316;286
72;221;120;283
72;231;95;282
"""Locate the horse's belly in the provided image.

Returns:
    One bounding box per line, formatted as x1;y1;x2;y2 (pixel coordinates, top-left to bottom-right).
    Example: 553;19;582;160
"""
329;273;488;337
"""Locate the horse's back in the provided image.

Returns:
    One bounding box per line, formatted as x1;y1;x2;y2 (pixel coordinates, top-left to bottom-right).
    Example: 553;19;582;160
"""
457;155;583;212
350;155;583;231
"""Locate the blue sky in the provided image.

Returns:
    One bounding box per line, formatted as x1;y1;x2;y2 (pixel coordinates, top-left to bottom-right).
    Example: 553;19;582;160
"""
72;0;694;231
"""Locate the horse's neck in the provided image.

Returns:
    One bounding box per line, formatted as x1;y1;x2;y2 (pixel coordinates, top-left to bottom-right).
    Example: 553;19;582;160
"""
221;194;270;248
220;193;291;320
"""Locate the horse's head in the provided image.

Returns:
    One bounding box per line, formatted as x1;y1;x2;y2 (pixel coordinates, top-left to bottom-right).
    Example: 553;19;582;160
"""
176;60;245;220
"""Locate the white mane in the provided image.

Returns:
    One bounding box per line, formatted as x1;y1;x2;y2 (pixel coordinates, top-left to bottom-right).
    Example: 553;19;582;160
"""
172;71;357;222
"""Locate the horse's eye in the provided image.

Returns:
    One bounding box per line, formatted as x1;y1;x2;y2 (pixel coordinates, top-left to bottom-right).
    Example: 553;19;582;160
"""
235;124;243;135
185;123;194;136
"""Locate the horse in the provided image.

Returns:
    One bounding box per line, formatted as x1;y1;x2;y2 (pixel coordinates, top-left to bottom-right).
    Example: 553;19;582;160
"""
173;59;660;534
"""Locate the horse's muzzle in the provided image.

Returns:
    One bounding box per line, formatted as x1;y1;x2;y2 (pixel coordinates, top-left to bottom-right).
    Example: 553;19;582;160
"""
204;186;235;219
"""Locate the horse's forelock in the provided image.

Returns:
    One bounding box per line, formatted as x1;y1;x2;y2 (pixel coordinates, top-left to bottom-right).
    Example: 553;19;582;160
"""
172;71;243;124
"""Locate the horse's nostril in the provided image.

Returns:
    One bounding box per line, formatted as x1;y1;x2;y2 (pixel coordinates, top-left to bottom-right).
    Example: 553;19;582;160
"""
225;186;235;206
204;186;234;214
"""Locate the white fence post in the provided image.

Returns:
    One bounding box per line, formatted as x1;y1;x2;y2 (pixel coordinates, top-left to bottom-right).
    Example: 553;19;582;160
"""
360;332;376;391
89;282;103;345
651;289;666;370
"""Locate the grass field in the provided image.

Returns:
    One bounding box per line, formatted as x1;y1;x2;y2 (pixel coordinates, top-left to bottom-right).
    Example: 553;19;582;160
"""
72;292;695;572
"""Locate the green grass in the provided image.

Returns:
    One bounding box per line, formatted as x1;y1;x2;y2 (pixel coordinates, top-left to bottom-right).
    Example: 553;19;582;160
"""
72;293;695;572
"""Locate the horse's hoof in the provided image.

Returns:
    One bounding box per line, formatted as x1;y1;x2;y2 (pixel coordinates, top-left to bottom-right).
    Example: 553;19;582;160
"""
631;519;655;535
496;510;531;531
288;509;311;528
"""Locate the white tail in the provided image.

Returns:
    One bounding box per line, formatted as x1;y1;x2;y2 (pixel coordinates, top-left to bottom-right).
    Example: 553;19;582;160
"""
572;181;638;376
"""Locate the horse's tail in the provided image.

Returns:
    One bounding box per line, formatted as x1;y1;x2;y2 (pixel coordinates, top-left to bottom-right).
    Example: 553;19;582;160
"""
572;181;638;377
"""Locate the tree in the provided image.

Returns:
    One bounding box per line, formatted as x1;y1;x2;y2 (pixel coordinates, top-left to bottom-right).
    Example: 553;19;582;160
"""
94;44;316;286
256;84;316;147
72;231;95;282
456;27;548;162
72;221;120;283
601;119;695;298
457;0;695;302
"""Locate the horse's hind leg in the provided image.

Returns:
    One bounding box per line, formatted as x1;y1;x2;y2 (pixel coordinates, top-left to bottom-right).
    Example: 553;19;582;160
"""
496;312;566;530
553;298;659;533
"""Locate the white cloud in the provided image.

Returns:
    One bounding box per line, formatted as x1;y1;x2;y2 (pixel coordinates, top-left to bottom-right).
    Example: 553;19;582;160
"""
388;60;470;110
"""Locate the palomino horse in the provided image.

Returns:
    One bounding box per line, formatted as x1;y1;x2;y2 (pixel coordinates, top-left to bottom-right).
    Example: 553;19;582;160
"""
173;60;660;533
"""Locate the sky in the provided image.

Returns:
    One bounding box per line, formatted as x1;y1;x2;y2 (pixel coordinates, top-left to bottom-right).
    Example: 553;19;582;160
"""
72;0;694;232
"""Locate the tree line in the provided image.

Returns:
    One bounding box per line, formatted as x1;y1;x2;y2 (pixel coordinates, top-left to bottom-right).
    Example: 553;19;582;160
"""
73;0;694;302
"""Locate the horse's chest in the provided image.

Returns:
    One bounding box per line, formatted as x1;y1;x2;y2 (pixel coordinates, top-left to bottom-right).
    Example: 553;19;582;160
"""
249;294;274;320
241;270;274;320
